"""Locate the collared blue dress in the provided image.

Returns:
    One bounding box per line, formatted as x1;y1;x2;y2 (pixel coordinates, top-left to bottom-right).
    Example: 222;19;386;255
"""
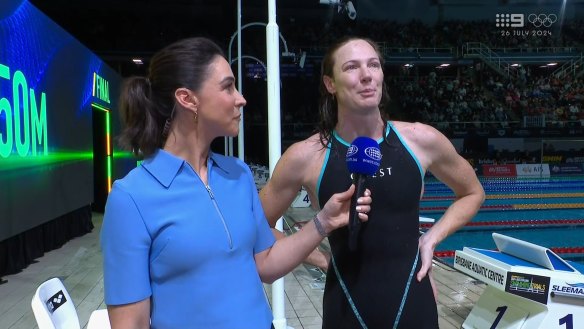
101;149;275;329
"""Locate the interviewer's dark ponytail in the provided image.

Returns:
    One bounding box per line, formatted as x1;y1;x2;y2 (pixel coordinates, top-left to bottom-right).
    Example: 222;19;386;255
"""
117;37;224;158
118;77;161;157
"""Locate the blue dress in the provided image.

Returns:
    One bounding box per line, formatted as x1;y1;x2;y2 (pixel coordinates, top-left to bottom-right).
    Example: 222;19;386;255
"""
101;149;275;329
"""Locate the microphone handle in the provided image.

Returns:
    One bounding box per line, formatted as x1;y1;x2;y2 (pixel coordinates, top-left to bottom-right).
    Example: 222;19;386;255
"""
349;174;367;251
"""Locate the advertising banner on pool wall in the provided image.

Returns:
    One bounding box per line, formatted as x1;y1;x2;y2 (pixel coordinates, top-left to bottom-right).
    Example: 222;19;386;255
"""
516;164;551;177
482;164;517;177
549;163;584;175
482;164;553;178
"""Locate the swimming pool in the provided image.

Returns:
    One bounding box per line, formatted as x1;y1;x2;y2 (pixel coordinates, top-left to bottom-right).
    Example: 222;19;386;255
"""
420;175;584;267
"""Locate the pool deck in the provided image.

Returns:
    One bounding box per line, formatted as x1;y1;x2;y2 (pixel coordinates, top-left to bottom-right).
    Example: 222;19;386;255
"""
0;210;485;329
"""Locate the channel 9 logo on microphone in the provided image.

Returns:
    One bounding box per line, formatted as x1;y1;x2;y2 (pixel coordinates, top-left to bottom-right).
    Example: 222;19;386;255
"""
346;137;382;173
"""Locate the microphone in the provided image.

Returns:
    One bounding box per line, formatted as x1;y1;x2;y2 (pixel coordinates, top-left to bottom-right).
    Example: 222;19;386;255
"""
346;136;381;251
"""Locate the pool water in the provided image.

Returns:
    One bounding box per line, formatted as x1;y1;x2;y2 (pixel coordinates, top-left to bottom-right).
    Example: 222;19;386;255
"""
421;175;584;266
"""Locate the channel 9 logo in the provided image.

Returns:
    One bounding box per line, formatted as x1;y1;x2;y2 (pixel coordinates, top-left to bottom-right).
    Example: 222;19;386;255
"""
496;13;524;27
496;13;558;28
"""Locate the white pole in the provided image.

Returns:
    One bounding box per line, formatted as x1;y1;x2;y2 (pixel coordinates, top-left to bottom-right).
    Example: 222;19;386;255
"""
266;0;281;180
266;1;290;329
236;0;244;160
229;22;290;56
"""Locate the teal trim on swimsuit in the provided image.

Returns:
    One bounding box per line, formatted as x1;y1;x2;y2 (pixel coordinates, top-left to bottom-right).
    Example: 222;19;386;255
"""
315;142;331;207
394;251;419;329
332;130;351;146
332;129;385;146
387;121;424;181
329;122;424;182
330;250;420;329
330;255;369;329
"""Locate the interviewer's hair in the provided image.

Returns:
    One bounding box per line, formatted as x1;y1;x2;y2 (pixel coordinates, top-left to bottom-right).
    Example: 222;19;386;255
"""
316;36;389;147
118;37;224;158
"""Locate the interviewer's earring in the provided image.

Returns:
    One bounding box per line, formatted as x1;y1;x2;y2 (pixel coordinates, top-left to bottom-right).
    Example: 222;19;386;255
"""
194;109;198;123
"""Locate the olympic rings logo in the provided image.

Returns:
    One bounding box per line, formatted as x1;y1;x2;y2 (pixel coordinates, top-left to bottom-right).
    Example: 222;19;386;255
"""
527;14;557;28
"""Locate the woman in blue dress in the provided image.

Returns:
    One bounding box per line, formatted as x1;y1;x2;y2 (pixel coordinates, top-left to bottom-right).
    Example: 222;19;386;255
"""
100;37;372;329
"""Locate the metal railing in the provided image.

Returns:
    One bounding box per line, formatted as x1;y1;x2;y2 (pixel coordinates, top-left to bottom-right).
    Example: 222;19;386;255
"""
552;53;584;79
463;42;518;79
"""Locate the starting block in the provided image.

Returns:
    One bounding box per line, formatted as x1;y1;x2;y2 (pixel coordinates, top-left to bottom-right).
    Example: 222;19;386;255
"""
454;233;584;329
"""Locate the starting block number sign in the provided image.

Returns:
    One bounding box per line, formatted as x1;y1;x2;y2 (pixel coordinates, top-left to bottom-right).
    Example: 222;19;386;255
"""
463;285;580;329
463;286;529;329
291;188;311;208
558;314;574;329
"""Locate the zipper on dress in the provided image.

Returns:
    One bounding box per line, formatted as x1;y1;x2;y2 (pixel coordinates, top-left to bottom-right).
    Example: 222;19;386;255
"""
205;185;233;249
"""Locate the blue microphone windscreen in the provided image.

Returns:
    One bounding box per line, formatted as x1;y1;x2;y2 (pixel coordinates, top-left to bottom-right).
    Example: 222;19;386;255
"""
346;136;381;175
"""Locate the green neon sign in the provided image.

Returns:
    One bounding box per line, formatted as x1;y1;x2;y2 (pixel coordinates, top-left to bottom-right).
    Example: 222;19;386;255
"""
93;72;110;104
0;63;49;158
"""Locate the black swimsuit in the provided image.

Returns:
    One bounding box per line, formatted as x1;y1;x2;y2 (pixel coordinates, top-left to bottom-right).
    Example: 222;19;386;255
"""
317;123;439;329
